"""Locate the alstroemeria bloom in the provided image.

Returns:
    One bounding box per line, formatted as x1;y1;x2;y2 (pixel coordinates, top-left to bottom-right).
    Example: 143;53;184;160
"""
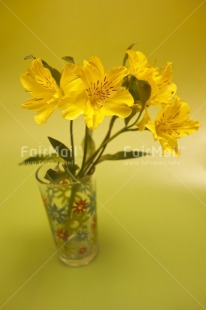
126;50;176;107
139;97;200;155
20;58;63;124
60;56;134;129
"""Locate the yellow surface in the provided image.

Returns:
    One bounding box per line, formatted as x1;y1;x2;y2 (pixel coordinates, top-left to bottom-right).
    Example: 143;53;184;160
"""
0;0;206;309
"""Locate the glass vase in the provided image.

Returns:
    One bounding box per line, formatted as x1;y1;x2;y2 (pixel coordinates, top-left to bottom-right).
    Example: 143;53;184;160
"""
35;164;98;267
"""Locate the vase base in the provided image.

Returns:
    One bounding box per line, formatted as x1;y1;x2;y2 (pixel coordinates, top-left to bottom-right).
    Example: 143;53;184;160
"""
58;246;98;267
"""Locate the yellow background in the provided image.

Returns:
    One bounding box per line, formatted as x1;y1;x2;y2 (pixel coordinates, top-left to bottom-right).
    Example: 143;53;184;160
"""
0;0;206;309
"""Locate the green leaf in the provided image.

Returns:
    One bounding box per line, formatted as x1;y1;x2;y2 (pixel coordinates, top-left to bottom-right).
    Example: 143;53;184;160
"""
44;168;69;184
98;150;149;163
123;76;151;126
124;105;139;126
48;137;80;180
123;75;151;104
48;136;73;163
82;129;96;161
62;56;75;64
42;60;61;86
24;54;36;60
63;163;79;175
136;79;151;105
19;153;61;165
19;155;46;165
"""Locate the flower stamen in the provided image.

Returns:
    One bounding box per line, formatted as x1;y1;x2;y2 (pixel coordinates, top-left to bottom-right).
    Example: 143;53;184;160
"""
85;76;117;109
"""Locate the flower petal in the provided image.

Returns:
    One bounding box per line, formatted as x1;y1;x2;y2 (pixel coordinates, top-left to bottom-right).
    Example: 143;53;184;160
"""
156;98;200;137
61;98;85;120
20;58;61;124
61;63;83;94
159;137;179;156
59;56;134;128
20;58;59;97
81;56;105;86
143;97;200;156
60;64;87;120
104;88;134;118
84;100;105;129
126;50;177;107
106;66;129;88
34;106;56;124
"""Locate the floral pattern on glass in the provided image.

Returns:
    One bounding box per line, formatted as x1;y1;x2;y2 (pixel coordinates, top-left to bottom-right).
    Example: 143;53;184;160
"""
38;171;98;266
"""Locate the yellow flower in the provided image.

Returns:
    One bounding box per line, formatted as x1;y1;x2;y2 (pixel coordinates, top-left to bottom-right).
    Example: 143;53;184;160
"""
139;97;200;155
137;108;151;131
60;56;134;129
126;50;176;107
151;62;177;107
20;58;62;124
126;50;155;82
60;63;86;119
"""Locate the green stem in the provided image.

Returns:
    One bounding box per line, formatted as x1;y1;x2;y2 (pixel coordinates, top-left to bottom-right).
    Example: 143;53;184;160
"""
84;127;128;176
80;107;145;176
78;125;89;178
68;185;77;217
127;105;146;129
66;183;78;239
82;118;117;174
86;116;117;175
126;128;139;132
70;120;75;164
80;122;115;175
